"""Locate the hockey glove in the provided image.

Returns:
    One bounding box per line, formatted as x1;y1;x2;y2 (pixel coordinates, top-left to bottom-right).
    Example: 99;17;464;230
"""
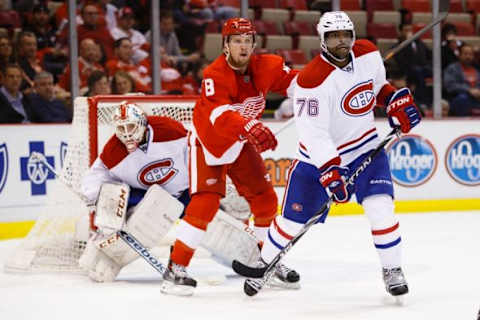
386;88;421;134
319;165;351;203
242;119;278;153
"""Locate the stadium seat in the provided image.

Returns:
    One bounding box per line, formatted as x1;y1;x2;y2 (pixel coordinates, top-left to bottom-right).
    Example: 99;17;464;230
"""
276;49;308;65
265;35;293;51
411;12;432;24
284;21;315;36
449;22;475;36
261;8;290;23
281;0;308;10
230;8;255;19
466;0;480;12
365;0;395;21
402;0;430;12
341;0;362;10
254;47;271;55
449;0;464;12
346;11;368;38
299;35;321;59
376;38;397;55
367;23;398;39
254;20;282;35
372;11;401;25
311;48;321;58
0;10;21;29
445;13;472;24
205;20;221;33
412;23;432;39
250;0;277;8
218;0;241;8
203;34;223;61
294;10;321;23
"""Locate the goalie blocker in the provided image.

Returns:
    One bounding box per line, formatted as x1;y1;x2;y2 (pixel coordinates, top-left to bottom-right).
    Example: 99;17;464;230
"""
79;183;260;282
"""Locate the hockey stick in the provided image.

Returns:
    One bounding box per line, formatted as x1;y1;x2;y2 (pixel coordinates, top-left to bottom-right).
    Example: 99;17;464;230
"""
232;127;401;296
383;0;450;62
28;152;169;277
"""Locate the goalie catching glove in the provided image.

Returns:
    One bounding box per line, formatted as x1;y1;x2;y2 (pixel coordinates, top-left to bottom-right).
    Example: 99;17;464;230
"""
241;119;277;153
386;87;421;134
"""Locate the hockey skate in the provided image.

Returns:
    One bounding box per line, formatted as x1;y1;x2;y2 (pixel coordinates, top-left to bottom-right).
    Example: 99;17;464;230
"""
259;258;301;290
382;267;409;297
160;260;197;296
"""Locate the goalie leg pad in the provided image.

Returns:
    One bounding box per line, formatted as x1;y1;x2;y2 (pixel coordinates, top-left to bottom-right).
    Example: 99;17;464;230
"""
79;235;122;282
201;209;261;268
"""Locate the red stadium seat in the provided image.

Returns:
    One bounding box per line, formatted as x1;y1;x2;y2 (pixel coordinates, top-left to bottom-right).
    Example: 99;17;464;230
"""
365;0;395;21
254;20;281;35
367;23;398;39
341;0;361;10
450;22;475;36
311;48;321;58
402;0;430;12
276;49;308;65
0;10;21;29
218;0;241;8
284;21;315;36
281;0;308;10
450;0;464;12
205;20;221;33
413;23;432;39
250;0;278;8
466;0;480;12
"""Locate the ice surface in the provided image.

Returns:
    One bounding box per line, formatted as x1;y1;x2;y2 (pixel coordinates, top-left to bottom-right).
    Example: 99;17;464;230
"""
1;211;479;320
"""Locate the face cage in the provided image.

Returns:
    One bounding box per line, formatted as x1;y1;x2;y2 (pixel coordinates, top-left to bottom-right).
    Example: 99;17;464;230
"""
115;119;146;148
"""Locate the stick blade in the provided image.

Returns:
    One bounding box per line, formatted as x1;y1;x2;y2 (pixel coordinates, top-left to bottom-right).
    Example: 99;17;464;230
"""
232;259;267;278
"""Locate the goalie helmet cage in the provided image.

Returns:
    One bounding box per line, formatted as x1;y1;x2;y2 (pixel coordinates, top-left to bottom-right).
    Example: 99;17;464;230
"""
4;95;198;274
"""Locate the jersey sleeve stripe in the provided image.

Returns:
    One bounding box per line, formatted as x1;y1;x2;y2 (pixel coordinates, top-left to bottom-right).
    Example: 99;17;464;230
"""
209;104;235;125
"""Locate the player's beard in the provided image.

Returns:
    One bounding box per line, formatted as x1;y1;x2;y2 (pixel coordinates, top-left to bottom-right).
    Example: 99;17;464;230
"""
227;53;250;70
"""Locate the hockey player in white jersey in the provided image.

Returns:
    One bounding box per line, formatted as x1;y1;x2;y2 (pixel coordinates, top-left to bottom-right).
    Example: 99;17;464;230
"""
79;102;261;288
255;11;421;297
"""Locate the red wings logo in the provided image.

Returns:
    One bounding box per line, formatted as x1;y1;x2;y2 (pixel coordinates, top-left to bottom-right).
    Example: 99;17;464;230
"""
340;80;376;116
138;159;178;186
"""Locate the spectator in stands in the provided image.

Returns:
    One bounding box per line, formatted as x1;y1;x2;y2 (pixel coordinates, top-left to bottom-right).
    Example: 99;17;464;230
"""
105;37;151;93
441;23;463;70
393;23;432;108
98;0;119;30
58;4;115;60
0;34;14;71
58;38;104;93
16;31;44;90
110;6;149;63
444;44;480;117
171;2;208;53
29;71;72;123
111;70;135;94
0;64;39;123
159;10;201;70
86;70;111;96
24;4;56;51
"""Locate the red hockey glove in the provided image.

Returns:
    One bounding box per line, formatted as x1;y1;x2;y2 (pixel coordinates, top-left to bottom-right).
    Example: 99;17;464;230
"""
242;119;278;153
386;88;421;134
319;165;351;203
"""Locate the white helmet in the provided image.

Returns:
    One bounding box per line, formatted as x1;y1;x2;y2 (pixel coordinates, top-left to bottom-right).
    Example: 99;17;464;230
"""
112;102;147;153
317;11;356;60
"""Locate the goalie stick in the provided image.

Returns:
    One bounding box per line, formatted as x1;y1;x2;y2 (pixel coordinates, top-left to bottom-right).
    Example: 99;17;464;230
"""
232;127;401;296
27;152;169;277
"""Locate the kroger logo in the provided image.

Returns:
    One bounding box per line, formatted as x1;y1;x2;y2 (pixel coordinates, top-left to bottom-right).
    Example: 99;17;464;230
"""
387;135;437;187
445;134;480;186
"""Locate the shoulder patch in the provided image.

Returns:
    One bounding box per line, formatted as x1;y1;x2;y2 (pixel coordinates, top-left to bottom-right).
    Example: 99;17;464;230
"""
297;55;335;88
100;135;129;169
148;116;188;142
352;39;378;58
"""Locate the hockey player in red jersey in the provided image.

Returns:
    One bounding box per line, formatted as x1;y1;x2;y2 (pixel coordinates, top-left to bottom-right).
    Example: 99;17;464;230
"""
161;17;300;295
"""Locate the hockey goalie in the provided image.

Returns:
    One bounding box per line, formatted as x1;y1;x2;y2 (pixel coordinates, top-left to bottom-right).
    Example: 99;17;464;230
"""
78;102;261;283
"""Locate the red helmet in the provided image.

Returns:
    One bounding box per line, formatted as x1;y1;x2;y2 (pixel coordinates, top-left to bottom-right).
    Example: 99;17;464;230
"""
221;17;256;38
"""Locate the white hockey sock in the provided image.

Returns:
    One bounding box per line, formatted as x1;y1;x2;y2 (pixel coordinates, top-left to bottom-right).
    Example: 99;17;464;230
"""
363;195;402;268
176;220;206;251
253;226;268;242
260;215;303;263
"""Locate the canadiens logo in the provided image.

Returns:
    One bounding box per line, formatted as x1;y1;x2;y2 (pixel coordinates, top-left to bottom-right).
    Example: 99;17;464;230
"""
138;159;178;187
341;79;376;117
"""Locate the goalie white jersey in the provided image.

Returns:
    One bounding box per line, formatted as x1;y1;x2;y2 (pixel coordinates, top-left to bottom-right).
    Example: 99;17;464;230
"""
81;116;190;203
293;39;396;168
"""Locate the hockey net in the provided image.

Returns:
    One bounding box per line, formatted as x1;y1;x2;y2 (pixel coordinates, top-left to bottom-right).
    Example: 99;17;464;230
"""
4;95;197;274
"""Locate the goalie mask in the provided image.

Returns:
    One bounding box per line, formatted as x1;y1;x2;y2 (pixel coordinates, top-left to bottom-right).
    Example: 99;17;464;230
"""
112;102;147;153
317;11;356;62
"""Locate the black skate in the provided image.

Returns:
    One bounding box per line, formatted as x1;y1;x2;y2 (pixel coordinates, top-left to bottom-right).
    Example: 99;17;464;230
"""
160;260;197;296
254;258;300;290
382;267;409;296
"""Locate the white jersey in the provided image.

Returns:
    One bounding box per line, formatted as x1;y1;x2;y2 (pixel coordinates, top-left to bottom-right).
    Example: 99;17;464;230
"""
293;40;396;168
81;116;189;203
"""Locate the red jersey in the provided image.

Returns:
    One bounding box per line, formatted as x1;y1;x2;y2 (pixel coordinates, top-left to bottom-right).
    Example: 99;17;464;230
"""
193;54;297;164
